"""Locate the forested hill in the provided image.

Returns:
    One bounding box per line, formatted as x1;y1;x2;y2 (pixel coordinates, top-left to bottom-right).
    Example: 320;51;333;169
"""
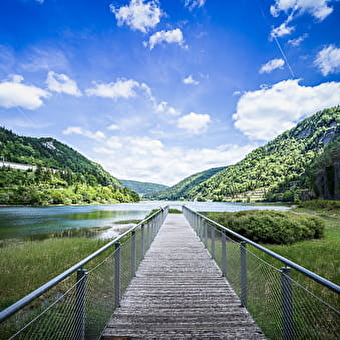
120;179;169;196
0;127;120;187
0;127;139;205
150;106;340;202
145;166;227;201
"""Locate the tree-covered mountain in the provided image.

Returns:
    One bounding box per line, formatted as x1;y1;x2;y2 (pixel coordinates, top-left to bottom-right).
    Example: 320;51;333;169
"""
145;166;227;201
150;106;340;202
120;179;169;196
0;127;139;205
309;136;340;200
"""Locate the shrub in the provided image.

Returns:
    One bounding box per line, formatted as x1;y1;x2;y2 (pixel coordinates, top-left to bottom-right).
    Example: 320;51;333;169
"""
203;210;325;245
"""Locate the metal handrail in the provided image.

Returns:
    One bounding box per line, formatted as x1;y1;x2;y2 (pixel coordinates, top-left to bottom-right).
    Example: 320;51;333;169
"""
183;205;340;294
0;206;168;323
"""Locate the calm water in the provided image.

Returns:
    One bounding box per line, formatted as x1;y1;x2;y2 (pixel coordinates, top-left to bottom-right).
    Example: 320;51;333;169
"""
0;201;290;242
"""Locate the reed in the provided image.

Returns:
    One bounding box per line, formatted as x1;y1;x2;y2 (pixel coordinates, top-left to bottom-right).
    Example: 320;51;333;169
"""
0;238;109;310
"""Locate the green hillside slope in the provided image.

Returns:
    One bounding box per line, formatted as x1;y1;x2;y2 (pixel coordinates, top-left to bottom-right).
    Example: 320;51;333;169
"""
120;179;169;196
191;106;340;202
146;166;227;200
0;127;139;205
152;106;340;202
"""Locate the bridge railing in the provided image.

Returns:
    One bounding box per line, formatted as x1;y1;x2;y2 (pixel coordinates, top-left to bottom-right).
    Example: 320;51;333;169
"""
183;205;340;340
0;206;168;340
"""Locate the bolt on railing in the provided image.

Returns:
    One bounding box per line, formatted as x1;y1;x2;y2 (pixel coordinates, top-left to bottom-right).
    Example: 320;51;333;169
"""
0;206;168;340
183;205;340;340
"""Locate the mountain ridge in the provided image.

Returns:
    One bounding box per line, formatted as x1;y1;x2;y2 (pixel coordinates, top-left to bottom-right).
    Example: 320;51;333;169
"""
149;106;340;202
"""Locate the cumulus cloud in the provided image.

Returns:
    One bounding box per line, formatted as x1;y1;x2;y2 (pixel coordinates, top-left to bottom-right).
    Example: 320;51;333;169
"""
155;101;181;116
85;78;142;100
270;1;336;40
233;79;340;140
0;75;50;110
259;58;285;74
145;28;186;50
314;45;340;76
63;126;106;141
177;112;211;134
110;0;162;33
183;75;199;85
92;135;255;185
46;71;82;96
270;22;295;39
270;0;335;21
184;0;206;11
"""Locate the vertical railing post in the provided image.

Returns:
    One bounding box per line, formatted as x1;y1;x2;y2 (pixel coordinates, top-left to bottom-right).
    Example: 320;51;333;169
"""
204;221;208;248
75;268;87;340
131;230;136;278
211;227;215;259
281;267;293;340
114;242;121;309
145;223;149;249
222;232;227;277
240;241;247;307
141;224;145;259
197;216;202;240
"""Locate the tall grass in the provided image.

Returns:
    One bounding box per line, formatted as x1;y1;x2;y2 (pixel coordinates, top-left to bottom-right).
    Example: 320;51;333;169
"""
0;238;109;310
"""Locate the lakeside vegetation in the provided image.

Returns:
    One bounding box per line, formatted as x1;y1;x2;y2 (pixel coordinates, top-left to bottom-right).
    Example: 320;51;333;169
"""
0;127;139;205
203;201;339;310
0;237;109;310
203;210;325;245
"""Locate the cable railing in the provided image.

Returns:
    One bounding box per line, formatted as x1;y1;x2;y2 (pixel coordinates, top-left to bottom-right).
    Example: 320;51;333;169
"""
0;206;168;340
183;205;340;340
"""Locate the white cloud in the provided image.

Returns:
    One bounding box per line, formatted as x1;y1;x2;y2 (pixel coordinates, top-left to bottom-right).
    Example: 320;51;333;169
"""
85;78;142;100
91;135;255;185
233;79;340;140
145;28;186;50
184;0;206;11
288;34;308;46
63;126;106;141
0;75;50;110
177;112;211;134
110;0;162;33
183;75;199;85
259;58;285;74
155;101;181;115
314;45;340;76
46;71;82;96
270;0;335;21
107;124;120;131
270;22;295;39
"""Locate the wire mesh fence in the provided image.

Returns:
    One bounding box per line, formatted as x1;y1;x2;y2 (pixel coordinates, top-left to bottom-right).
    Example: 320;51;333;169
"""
183;205;340;340
0;206;168;340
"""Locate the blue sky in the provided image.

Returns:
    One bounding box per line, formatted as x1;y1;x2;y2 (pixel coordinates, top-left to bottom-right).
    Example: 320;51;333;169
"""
1;0;340;185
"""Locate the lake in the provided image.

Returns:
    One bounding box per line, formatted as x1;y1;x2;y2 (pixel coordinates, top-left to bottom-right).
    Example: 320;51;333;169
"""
0;201;290;242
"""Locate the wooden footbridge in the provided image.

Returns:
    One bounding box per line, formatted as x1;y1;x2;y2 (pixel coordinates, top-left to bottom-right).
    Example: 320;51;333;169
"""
102;213;266;339
1;207;338;339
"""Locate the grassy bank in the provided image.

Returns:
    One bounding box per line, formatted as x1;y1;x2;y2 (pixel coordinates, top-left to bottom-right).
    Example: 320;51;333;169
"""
204;207;339;310
0;238;109;310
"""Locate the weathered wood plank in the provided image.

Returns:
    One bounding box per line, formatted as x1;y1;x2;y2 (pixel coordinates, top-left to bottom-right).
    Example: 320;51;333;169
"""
101;214;266;339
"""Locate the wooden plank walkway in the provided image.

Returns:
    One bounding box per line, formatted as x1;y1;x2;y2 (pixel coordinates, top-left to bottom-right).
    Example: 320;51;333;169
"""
102;213;266;339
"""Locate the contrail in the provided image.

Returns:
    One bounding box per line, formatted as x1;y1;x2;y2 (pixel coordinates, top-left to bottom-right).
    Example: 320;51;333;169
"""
273;35;296;78
259;3;296;78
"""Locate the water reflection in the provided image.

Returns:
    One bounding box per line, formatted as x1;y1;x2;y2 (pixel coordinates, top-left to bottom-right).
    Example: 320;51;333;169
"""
0;201;290;243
